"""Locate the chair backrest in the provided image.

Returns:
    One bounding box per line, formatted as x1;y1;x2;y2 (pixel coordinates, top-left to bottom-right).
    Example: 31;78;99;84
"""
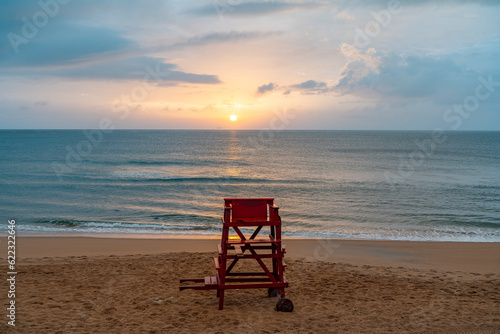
225;198;273;220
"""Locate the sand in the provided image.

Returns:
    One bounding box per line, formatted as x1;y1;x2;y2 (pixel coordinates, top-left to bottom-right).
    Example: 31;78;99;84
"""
1;237;499;333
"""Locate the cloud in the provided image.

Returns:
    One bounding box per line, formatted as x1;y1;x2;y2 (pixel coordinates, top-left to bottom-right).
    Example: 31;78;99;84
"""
334;0;500;7
1;56;221;84
0;3;221;85
256;80;331;96
335;44;490;104
34;101;48;107
188;0;499;19
292;80;328;90
0;0;141;64
336;11;355;21
1;24;134;67
0;0;172;26
256;82;277;95
189;1;333;17
287;80;331;94
338;44;381;73
169;31;280;49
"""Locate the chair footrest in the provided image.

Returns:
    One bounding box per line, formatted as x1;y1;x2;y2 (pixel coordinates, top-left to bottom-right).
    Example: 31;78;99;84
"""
204;276;218;286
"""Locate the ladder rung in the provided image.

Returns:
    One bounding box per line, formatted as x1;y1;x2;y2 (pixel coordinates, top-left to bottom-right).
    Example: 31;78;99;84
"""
234;244;244;256
228;238;280;244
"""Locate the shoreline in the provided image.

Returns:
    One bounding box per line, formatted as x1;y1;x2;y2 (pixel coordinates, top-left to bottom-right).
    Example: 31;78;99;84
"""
10;230;500;243
7;236;500;274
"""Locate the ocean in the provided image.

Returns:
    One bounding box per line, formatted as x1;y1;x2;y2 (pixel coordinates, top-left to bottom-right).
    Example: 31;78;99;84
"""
1;130;499;242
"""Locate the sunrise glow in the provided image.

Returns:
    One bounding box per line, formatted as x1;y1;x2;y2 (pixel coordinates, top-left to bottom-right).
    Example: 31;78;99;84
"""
1;2;498;130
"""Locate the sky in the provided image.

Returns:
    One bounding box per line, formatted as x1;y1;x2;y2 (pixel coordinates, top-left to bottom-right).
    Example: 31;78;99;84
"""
1;0;499;130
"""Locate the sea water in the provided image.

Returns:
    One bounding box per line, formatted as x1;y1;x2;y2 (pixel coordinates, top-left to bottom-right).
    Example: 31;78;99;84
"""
1;130;499;241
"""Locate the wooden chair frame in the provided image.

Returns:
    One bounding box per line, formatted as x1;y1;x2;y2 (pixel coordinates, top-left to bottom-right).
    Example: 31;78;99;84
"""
179;198;292;311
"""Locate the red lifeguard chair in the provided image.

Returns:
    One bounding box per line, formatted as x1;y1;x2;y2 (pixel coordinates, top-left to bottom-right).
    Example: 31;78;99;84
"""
179;198;293;311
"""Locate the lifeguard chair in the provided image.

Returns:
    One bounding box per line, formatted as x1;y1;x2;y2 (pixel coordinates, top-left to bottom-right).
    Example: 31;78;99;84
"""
179;198;293;311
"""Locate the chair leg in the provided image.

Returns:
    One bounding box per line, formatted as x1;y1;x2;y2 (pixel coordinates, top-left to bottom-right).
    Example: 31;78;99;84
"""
218;290;224;310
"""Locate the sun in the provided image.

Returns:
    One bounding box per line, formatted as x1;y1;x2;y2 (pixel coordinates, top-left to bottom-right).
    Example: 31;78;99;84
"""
229;115;238;122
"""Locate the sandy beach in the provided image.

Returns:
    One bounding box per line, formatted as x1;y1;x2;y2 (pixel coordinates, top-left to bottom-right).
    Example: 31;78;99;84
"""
1;237;499;333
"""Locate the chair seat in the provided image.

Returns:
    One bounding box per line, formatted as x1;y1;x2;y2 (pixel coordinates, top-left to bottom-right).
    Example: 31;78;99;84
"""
204;276;218;286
